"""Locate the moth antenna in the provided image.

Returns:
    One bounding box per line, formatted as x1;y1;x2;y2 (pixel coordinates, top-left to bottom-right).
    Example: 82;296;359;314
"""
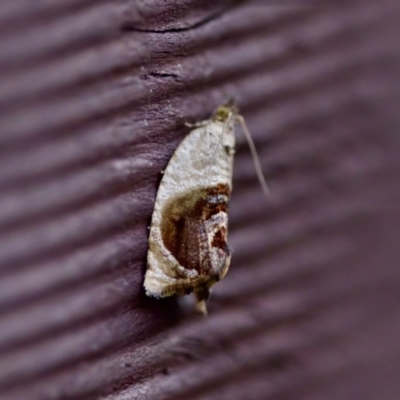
206;111;234;178
236;115;270;198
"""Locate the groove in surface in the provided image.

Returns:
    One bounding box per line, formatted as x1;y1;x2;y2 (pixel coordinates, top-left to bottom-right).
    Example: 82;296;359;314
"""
0;0;399;399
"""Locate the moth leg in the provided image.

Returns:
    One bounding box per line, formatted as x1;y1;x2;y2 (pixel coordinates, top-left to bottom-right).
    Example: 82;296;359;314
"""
194;287;210;315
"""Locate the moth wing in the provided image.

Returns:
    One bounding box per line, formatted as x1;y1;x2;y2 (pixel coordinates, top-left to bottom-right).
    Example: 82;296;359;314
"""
144;112;235;306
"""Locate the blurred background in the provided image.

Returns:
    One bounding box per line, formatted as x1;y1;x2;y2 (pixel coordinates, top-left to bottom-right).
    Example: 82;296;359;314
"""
0;0;399;399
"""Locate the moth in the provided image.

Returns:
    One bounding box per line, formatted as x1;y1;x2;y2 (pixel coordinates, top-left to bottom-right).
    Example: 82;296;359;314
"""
144;101;268;314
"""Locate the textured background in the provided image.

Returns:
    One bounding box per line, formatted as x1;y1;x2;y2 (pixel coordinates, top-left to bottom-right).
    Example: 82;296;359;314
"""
0;0;400;399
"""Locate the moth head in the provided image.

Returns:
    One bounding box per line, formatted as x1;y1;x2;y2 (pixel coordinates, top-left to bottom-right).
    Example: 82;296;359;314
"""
213;99;238;123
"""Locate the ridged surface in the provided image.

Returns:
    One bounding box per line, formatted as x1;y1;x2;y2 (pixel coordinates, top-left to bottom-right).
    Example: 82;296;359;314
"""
0;0;399;399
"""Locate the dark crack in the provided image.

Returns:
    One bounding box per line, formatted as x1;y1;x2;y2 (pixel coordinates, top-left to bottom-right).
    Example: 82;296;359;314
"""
148;72;180;79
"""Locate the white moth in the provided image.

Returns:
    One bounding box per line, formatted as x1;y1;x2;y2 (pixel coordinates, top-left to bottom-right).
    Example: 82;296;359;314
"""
144;101;268;314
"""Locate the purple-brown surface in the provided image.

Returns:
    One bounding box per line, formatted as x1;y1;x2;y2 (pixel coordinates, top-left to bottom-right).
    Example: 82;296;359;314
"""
0;0;399;399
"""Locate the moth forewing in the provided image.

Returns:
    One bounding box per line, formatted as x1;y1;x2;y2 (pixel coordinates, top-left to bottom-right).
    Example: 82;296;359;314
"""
144;103;236;315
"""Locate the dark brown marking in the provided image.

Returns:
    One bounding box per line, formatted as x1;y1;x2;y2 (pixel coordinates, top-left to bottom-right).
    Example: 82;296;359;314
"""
160;184;231;277
211;227;227;251
192;183;230;221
